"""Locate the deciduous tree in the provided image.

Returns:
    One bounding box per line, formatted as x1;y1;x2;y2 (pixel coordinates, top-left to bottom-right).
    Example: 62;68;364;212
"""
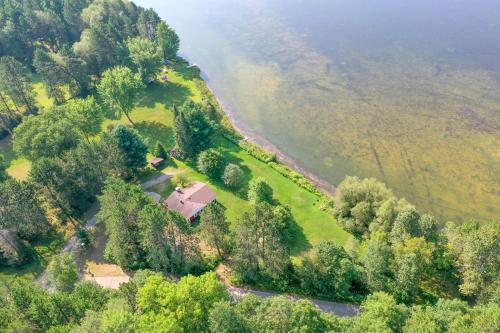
446;220;500;303
248;177;273;204
127;37;162;82
97;66;144;125
197;149;227;179
222;163;245;189
156;22;180;59
333;176;393;238
48;253;79;292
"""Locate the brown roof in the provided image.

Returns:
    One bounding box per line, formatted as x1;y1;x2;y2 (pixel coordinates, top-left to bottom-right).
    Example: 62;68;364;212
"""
150;157;164;167
164;181;216;219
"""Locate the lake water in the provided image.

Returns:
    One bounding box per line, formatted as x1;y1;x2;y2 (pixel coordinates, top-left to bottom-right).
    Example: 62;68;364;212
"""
134;0;500;222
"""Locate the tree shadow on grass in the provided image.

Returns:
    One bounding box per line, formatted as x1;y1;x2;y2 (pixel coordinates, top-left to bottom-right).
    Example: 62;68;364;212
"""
286;211;312;256
134;121;174;151
137;81;192;109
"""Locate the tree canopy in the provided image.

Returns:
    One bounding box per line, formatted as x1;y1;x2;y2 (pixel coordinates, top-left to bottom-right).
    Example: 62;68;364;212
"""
97;66;145;125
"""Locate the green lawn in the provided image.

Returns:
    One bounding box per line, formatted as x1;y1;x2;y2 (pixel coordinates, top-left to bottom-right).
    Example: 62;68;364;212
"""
1;61;349;263
120;63;349;254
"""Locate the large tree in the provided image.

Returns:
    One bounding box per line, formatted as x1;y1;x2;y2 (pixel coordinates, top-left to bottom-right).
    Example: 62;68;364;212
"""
222;164;245;189
98;178;150;269
197;149;227;179
234;202;290;282
112;125;148;173
247;177;273;205
137;273;229;332
392;237;434;304
200;202;230;259
65;96;105;141
0;93;21;135
360;233;394;293
446;220;500;303
127;37;162;82
299;241;360;300
351;292;409;333
0;154;7;181
34;47;89;103
0;178;50;240
13;106;82;160
99;177;195;272
156;21;180;59
48;253;79;292
137;204;181;273
173;101;213;158
29;137;127;218
0;56;36;114
97;66;144;125
333;176;393;238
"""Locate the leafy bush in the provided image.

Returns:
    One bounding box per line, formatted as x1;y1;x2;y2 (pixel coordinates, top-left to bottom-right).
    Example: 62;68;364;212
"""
197;149;227;179
239;140;276;163
247;177;273;204
172;172;190;187
222;164;245;189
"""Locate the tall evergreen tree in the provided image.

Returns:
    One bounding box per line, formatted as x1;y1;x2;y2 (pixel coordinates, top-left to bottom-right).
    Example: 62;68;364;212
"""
0;56;36;114
200;202;230;259
112;125;148;173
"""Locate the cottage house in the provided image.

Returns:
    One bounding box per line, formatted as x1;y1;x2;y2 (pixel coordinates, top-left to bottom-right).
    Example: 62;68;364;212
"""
164;181;216;222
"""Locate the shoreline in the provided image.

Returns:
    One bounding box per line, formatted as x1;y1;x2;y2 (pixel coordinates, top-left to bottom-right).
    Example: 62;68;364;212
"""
197;68;337;196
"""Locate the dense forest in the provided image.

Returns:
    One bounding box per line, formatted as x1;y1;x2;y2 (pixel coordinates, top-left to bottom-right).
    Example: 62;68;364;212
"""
0;0;498;332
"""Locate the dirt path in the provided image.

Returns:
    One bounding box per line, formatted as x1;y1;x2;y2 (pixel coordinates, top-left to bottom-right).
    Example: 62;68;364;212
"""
227;285;359;317
36;172;172;290
216;262;358;317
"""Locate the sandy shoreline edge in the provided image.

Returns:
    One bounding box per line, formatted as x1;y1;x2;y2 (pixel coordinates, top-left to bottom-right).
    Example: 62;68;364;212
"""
197;68;337;196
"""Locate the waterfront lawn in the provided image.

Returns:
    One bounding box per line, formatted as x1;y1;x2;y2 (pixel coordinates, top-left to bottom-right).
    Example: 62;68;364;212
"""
1;63;349;257
124;67;350;254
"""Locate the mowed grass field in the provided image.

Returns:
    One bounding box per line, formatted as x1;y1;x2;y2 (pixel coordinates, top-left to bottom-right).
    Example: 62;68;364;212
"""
1;62;349;264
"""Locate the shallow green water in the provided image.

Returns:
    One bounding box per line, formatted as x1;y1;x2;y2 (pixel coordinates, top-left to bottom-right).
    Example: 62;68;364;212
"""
134;0;500;222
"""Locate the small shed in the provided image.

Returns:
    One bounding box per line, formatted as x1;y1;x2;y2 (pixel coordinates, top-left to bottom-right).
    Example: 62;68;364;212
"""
150;157;164;168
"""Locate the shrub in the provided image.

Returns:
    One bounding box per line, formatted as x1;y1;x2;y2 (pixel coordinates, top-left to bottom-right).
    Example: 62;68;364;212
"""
173;172;190;187
248;177;273;204
197;149;227;179
239;140;276;163
222;164;244;189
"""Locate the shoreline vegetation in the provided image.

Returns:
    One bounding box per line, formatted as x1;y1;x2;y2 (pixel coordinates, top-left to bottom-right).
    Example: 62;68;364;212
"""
192;64;333;199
